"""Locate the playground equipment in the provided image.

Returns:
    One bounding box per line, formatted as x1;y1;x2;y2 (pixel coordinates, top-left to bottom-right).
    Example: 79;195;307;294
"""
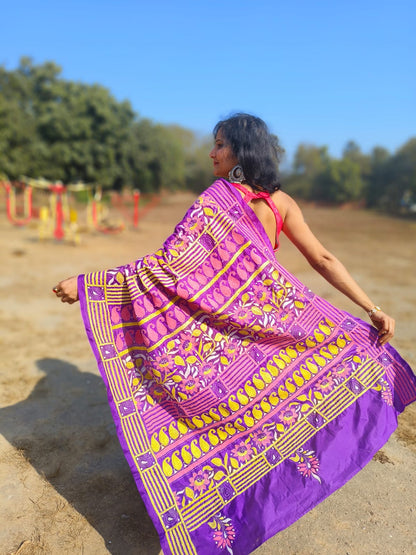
49;182;66;240
21;177;69;241
2;177;150;242
2;180;33;226
90;186;125;234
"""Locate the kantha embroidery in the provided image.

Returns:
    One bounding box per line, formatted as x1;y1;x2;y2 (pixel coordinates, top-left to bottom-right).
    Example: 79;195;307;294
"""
78;178;416;555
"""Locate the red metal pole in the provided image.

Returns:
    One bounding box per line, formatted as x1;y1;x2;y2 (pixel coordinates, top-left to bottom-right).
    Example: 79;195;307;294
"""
50;183;65;240
133;190;140;228
4;182;12;222
25;186;33;219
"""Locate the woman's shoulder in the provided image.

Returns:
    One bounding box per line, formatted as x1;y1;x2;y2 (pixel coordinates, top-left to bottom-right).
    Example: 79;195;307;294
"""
271;189;296;222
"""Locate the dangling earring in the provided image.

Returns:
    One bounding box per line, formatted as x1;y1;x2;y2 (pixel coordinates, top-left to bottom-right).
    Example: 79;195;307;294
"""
228;165;245;183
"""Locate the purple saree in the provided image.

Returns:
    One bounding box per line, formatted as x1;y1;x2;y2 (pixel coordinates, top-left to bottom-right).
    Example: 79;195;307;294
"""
78;178;416;555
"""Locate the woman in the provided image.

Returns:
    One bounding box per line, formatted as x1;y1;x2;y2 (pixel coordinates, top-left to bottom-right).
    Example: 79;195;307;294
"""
54;114;415;555
55;115;394;342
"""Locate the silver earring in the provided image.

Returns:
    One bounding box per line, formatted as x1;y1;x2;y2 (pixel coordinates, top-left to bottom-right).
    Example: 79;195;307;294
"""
228;165;245;183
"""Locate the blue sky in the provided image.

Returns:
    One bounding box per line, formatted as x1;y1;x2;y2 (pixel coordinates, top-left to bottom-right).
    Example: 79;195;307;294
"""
1;0;415;165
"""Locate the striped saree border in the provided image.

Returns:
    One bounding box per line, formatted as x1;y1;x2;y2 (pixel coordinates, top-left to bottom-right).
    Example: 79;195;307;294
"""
80;272;196;552
177;356;385;532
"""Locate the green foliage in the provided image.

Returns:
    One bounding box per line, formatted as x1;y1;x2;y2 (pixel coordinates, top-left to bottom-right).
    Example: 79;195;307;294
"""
312;158;364;203
287;144;330;199
1;57;414;214
366;146;390;207
293;144;330;177
0;57;214;192
285;138;416;214
0;64;40;178
184;137;215;193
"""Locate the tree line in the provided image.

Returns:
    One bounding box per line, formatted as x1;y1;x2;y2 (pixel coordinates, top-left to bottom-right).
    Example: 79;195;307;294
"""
0;58;213;193
283;138;416;214
1;58;415;214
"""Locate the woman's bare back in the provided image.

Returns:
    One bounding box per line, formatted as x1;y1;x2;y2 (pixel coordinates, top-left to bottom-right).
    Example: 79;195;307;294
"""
243;189;290;248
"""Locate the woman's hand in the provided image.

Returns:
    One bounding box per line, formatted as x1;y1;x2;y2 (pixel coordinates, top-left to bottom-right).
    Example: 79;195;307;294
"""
53;276;79;304
369;310;395;345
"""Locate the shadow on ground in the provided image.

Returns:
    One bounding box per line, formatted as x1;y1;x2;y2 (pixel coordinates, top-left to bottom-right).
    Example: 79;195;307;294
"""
0;358;161;555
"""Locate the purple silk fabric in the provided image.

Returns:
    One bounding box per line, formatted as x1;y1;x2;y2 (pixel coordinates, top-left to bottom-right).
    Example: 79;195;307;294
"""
78;178;416;555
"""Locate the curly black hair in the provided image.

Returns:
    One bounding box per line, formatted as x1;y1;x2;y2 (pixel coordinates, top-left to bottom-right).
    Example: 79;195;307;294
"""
213;113;283;193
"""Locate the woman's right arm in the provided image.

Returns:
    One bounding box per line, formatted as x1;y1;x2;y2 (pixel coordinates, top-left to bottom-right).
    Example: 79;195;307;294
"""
53;276;79;304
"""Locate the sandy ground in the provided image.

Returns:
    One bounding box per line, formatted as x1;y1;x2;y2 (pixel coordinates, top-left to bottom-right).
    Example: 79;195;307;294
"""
1;190;415;555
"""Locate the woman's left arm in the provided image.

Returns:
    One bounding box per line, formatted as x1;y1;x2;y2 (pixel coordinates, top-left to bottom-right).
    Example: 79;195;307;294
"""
281;194;395;345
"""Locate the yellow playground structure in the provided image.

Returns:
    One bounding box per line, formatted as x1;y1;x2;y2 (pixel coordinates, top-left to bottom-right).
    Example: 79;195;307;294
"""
1;177;152;244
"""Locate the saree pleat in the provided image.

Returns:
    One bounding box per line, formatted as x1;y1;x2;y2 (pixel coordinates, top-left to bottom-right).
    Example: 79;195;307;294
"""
79;178;416;555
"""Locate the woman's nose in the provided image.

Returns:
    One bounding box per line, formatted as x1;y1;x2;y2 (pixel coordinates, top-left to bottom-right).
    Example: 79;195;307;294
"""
209;148;215;159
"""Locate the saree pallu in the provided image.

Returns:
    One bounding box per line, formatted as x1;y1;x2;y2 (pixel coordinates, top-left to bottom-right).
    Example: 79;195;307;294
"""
78;178;416;555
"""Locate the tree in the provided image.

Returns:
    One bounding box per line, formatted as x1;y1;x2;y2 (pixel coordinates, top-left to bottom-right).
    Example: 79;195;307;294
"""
185;136;215;193
379;139;416;211
344;140;369;171
0;58;198;191
365;146;390;207
311;157;364;203
0;62;43;178
284;144;330;199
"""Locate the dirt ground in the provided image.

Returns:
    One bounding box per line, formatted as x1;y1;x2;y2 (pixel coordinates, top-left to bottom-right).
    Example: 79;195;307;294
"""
1;190;415;555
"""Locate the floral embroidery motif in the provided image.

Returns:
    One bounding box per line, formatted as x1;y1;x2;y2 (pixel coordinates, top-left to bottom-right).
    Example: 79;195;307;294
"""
251;429;273;450
226;271;306;339
189;470;211;494
314;374;335;394
180;375;202;395
231;441;254;463
278;406;299;427
164;201;209;260
127;314;253;407
290;448;321;482
177;332;198;356
209;513;236;553
373;377;393;406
